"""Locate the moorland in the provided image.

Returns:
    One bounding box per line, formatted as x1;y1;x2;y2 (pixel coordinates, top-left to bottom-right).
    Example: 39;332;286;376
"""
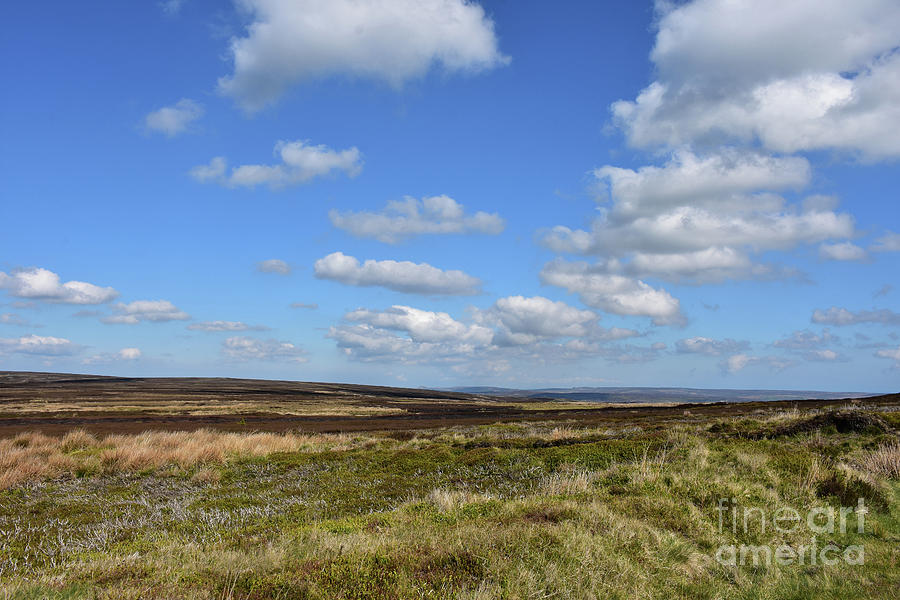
0;372;898;598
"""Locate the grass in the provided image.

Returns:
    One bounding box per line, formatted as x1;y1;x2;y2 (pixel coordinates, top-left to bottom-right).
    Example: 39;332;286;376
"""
0;406;898;598
0;429;380;489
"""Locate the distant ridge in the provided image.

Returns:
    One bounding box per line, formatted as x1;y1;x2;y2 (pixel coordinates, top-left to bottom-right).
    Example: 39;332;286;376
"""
447;386;871;404
0;372;872;405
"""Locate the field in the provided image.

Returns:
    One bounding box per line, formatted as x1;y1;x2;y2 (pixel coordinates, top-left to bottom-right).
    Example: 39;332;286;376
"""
1;373;898;599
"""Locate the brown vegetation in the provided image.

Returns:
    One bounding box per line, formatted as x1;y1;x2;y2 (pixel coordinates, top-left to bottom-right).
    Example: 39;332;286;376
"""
0;428;364;489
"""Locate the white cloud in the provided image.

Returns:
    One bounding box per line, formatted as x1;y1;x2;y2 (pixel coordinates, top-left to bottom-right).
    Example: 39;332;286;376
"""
257;259;291;275
330;299;642;366
344;305;492;345
539;260;685;326
189;157;227;182
676;336;749;356
102;300;190;324
329;323;467;364
542;150;854;285
118;347;142;360
83;347;143;364
192;140;362;188
612;0;900;159
875;346;900;367
0;334;80;356
594;150;810;220
545;206;854;257
811;307;900;326
772;330;845;361
484;296;596;342
314;252;481;296
223;336;308;363
871;231;900;252
187;321;269;332
619;248;789;285
0;267;119;305
219;0;509;110
330;195;504;244
819;242;868;262
144;99;203;137
328;305;495;363
475;295;637;347
721;353;794;374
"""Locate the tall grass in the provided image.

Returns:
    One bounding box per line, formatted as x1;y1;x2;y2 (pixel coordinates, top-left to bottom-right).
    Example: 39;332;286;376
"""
857;441;900;479
0;429;367;489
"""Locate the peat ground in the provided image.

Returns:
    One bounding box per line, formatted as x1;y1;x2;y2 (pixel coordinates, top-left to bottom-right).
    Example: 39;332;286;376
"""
1;371;896;436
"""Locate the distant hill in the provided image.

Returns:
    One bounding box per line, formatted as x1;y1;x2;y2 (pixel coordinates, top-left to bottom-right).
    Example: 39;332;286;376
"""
448;386;872;403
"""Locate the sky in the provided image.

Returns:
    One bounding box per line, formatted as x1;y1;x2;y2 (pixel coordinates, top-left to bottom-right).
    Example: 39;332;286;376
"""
1;0;898;392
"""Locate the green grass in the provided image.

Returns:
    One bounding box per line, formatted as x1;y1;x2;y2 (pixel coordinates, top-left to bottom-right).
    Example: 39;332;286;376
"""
1;408;899;599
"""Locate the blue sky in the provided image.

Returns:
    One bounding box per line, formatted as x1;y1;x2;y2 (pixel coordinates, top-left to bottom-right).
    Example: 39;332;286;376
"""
1;0;898;392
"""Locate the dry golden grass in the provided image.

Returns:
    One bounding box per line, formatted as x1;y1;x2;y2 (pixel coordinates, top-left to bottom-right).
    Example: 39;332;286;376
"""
538;468;598;496
0;428;372;489
427;488;493;511
0;398;405;417
857;441;900;479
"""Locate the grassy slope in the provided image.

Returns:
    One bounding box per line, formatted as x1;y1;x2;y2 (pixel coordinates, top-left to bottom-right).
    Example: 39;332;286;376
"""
1;411;899;599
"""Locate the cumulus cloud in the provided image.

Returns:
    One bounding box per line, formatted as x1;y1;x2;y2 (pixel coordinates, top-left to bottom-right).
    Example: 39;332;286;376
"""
539;260;685;326
546;203;854;258
257;259;291;275
676;336;749;356
612;0;900;159
191;140;362;188
875;346;900;368
223;337;308;363
593;150;810;220
329;195;504;243
343;306;492;345
721;354;794;374
314;252;481;296
0;334;80;356
330;298;639;365
811;307;900;326
474;295;637;347
102;300;190;324
187;321;269;332
144;99;203;136
480;296;597;346
542;150;854;284
0;267;118;305
819;242;868;262
218;0;509;110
